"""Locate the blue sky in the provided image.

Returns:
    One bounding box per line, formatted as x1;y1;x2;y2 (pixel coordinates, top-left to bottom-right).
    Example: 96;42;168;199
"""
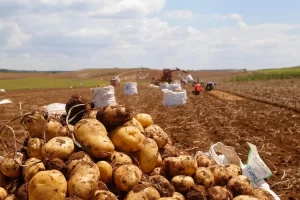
0;0;299;70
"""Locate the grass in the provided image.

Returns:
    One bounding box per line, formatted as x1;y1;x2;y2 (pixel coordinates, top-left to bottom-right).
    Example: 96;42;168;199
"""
231;66;300;82
0;77;109;90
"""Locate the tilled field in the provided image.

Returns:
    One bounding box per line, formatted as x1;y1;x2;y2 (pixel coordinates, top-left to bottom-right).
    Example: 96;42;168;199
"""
0;86;299;199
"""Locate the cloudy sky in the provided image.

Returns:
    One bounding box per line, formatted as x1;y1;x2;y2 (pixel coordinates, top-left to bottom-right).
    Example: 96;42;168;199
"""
0;0;300;71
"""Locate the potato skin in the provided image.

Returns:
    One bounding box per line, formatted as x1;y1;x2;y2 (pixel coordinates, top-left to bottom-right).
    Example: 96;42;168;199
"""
194;167;215;189
96;161;113;184
172;192;185;200
225;164;242;180
196;154;217;167
113;164;142;192
233;195;259;200
21;108;47;138
144;125;169;148
149;175;175;197
42;137;74;160
68;161;100;200
109;151;132;164
74;118;114;158
0;153;23;178
109;126;144;152
171;175;195;193
123;117;144;132
28;170;67;200
22;158;45;182
0;187;7;200
27;138;45;160
249;188;275;200
125;184;161;200
208;165;230;186
186;185;207;200
227;175;254;196
94;190;118;200
45;119;63;140
162;156;197;177
136;113;153;128
65;151;93;178
134;138;158;173
207;186;233;200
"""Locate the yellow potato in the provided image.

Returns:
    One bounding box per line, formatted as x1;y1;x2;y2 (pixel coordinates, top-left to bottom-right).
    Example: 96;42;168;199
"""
21;108;47;138
194;167;215;189
144;125;169;148
136;113;153;128
65;151;93;178
123;117;144;132
109;151;132;164
27;138;45;160
42;137;74;160
162;156;197;177
96;161;113;184
113;164;142;192
0;153;23;178
94;190;118;200
22;158;45;182
45;119;62;140
0;187;7;200
171;175;194;193
125;184;161;200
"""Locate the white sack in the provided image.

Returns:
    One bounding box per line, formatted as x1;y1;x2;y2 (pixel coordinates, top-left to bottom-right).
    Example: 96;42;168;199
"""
163;90;187;106
186;74;193;82
159;82;169;90
43;103;66;116
91;86;117;108
168;83;181;91
0;89;6;93
0;99;12;104
125;82;138;95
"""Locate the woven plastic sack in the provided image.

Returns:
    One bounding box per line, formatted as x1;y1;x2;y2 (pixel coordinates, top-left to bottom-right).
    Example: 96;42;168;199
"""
91;86;117;108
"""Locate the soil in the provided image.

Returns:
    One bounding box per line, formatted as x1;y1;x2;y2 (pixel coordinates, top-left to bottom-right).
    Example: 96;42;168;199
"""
0;85;300;199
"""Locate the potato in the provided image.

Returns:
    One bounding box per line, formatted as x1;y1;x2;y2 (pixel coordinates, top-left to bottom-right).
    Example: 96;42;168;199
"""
225;164;242;180
156;153;163;167
233;196;259;200
96;105;134;131
144;125;169;148
113;164;142;192
249;188;275;200
58;124;74;137
21;108;47;138
94;190;118;200
96;161;113;184
162;156;197;177
27;138;45;159
0;187;7;200
150;167;164;176
16;183;28;200
172;192;185;200
134;138;158;173
22;158;45;182
83;109;97;119
4;194;16;200
227;175;254;196
65;151;93;178
158;198;177;200
42;136;74;160
123;117;144;132
186;185;206;200
194;167;215;189
74;118;114;158
125;184;161;200
171;175;194;193
207;186;233;200
136;113;153;128
28;170;67;200
109;126;144;152
68;161;100;200
0;153;24;178
159;144;180;159
149;175;175;197
196;154;217;167
109;151;132;164
45;119;63;140
208;165;230;186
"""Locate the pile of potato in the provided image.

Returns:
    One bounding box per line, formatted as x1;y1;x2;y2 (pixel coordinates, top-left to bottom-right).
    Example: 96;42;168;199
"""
0;94;276;200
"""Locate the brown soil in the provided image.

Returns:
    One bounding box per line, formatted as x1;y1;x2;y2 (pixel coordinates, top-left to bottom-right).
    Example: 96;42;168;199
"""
0;85;300;199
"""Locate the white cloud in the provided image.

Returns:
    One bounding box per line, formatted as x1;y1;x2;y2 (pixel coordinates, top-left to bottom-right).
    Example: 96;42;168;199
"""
165;10;200;20
215;13;248;28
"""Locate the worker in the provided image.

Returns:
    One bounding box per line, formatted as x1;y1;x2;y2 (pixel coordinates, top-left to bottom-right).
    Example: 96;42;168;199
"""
192;83;202;95
205;82;216;91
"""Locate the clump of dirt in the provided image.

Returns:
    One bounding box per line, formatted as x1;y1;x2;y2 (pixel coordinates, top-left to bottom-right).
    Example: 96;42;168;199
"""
186;185;207;200
45;158;66;174
65;94;91;125
15;182;28;200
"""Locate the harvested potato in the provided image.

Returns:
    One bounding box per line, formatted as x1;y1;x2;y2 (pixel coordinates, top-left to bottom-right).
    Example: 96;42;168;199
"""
159;144;180;159
109;151;132;164
21;107;48;138
113;164;142;192
250;188;275;200
207;186;233;200
28;170;67;200
94;190;118;200
26;138;45;159
150;167;164;176
194;167;215;189
136;113;153;128
186;185;206;200
134;138;158;173
65;94;91;125
196;154;217;167
125;184;161;200
171;175;194;193
208;165;230;186
22;158;45;182
162;156;197;177
0;153;24;178
45;119;62;140
225;164;242;180
74;118;114;158
144;125;169;148
109;126;144;152
173;192;185;200
158;198;177;200
65;151;93;178
149;175;175;197
0;187;7;200
233;196;259;200
123;117;144;132
156;153;163;167
96;161;113;184
68;161;100;200
83;109;97;119
42;136;74;160
57;124;74;137
227;175;254;196
96;105;134;131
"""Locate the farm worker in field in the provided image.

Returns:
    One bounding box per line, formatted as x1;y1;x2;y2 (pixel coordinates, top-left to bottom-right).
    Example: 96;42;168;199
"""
192;83;201;95
205;82;216;91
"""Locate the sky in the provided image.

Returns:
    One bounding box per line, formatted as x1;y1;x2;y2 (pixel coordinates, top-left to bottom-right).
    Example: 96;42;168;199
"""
0;0;300;71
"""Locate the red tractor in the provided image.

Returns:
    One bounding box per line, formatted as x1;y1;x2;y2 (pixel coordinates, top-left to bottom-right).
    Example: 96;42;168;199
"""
160;68;187;83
